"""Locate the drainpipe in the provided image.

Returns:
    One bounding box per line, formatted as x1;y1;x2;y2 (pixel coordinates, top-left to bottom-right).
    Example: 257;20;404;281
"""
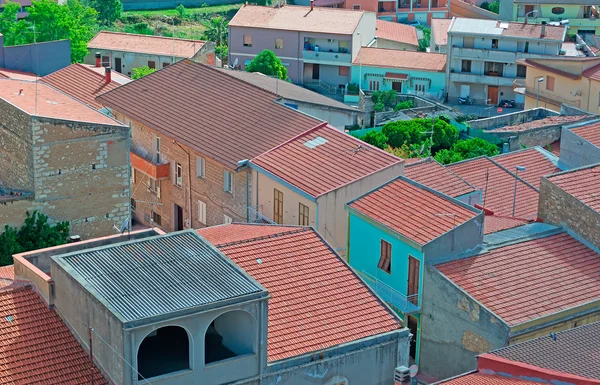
173;141;192;228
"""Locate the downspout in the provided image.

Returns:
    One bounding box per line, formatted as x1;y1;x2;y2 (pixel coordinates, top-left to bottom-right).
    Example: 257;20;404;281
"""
173;141;192;228
587;76;592;112
246;163;250;221
298;31;301;83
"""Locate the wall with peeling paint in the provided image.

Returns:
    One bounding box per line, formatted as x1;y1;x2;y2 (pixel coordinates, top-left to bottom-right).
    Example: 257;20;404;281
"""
418;265;509;379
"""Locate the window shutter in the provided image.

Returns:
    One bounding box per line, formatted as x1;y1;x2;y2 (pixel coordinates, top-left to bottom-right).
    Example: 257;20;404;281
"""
156;180;161;198
197;200;206;224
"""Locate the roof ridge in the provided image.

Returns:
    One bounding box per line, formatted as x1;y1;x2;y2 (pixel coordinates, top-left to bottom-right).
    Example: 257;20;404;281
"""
92;30;205;44
216;227;310;247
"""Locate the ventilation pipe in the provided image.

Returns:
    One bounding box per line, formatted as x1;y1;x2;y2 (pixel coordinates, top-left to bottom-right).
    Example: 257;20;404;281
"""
95;52;101;68
541;21;547;38
105;67;111;84
310;0;314;11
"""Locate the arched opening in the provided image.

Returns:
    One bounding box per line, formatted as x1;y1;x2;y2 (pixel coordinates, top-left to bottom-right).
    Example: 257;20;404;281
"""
205;310;255;364
138;326;189;379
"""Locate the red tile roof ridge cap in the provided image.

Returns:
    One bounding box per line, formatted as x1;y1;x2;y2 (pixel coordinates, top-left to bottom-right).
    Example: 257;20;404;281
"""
214;226;311;247
484;212;533;222
545;162;600;181
478;353;600;384
452;156;540;193
90;30;206;44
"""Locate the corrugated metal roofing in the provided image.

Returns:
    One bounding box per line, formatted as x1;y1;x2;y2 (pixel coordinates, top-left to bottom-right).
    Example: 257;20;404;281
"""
53;231;264;322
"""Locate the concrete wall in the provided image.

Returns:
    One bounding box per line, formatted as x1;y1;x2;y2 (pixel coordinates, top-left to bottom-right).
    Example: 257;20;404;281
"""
375;38;419;51
279;98;358;129
351;65;446;95
559;124;600;168
421;211;484;263
1;39;70;76
419;265;509;379
538;171;600;249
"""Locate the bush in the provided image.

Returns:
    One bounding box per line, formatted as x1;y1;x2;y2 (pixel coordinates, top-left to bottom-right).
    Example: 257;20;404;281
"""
373;102;385;112
488;0;500;13
175;4;186;17
480;1;490;9
361;131;388;149
417;26;431;52
371;90;398;110
434;138;500;164
347;83;359;95
456;113;479;123
132;65;156;79
438;114;451;123
394;100;413;111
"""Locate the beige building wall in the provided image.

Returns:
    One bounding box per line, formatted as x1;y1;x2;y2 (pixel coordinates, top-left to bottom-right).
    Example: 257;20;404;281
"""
375;38;418;51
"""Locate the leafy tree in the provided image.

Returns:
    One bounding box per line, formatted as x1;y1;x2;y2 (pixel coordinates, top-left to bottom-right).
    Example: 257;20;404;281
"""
175;4;186;18
373;102;384;112
361;131;388;149
246;49;287;80
434;138;500;164
371;90;398;109
84;0;122;25
394;100;413;111
204;16;228;51
488;0;500;13
417;26;431;52
0;2;22;43
0;211;69;266
132;65;156;79
380;118;458;152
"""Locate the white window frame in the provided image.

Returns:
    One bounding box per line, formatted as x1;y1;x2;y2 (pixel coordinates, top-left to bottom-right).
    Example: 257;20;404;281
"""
176;163;183;187
197;200;207;225
224;170;233;193
224;214;233;224
154;135;161;163
196;156;205;179
149;179;161;198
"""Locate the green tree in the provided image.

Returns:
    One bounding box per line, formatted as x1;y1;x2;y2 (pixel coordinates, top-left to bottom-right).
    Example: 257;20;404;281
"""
434;138;500;164
175;3;186;18
204;16;228;51
0;1;22;43
0;211;69;266
84;0;122;25
488;0;500;13
246;49;287;80
132;65;156;79
417;26;431;52
379;118;458;152
361;131;388;149
371;90;398;109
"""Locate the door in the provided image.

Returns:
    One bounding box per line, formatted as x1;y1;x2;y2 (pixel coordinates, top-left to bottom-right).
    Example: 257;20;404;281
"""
460;84;470;98
312;64;320;80
392;81;402;92
114;57;122;73
488;86;499;105
174;204;184;231
407;255;420;306
408;315;419;363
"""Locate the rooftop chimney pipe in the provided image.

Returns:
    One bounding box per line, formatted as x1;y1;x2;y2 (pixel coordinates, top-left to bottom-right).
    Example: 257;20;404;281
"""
541;21;547;37
310;0;314;11
95;52;101;68
104;67;111;84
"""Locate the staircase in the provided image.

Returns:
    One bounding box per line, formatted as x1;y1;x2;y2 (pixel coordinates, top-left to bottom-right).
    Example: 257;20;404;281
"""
304;79;338;95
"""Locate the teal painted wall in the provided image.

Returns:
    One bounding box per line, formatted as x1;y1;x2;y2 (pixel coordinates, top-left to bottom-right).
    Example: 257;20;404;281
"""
350;65;446;95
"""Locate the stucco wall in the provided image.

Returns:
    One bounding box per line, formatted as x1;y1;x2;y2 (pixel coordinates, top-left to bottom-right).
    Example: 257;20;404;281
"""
376;38;418;51
280;98;358;129
559;125;600;168
2;39;70;76
351;65;446;94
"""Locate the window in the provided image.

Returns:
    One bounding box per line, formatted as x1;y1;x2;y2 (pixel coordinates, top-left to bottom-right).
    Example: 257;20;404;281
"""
463;37;474;48
378;240;392;274
517;64;527;78
338;40;349;53
415;83;426;93
339;66;349;76
154;136;161;163
408;256;420;305
551;6;565;14
152;212;162;226
243;35;252;47
131;198;136;212
196;156;205;178
138;326;189;380
224;170;233;193
461;60;472;73
274;189;283;224
223;214;233;224
369;80;380;91
546;76;555;91
491;39;499;49
485;62;504;76
148;61;156;69
299;203;309;226
176;163;183;187
197;200;207;224
130;166;136;184
149;179;161;198
205;311;255;365
275;38;284;49
101;56;110;67
352;4;361;9
163;62;170;68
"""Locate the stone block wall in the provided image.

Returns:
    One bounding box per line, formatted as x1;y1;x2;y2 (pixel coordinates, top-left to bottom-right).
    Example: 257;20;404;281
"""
0;98;34;191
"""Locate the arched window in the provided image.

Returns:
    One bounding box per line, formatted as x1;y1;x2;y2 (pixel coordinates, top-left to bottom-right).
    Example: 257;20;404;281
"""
138;326;189;380
205;310;255;364
325;376;349;385
552;7;565;14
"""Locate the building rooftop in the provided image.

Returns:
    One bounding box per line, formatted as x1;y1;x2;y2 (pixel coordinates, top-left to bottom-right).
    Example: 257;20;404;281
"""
97;60;322;168
517;58;581;80
439;373;541;384
376;19;419;46
0;285;108;385
545;164;600;213
448;157;539;219
82;64;131;85
216;68;360;112
0;69;38;81
88;31;206;58
349;177;480;246
492;148;560;188
570;120;600;148
491;115;589;132
431;18;451;46
0;265;14;289
196;223;301;245
52;231;266;323
0;79;123;125
252;124;402;198
449;18;566;41
436;231;600;326
484;214;532;234
490;321;600;381
353;47;447;72
198;225;402;362
405;157;476;198
41;63;121;110
229;4;365;35
582;62;600;82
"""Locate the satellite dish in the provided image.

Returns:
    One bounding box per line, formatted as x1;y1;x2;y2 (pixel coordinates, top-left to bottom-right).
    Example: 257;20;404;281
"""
409;365;419;378
229;57;239;70
113;217;129;234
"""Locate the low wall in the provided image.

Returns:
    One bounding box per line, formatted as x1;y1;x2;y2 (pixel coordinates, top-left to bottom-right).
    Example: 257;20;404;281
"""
450;0;499;19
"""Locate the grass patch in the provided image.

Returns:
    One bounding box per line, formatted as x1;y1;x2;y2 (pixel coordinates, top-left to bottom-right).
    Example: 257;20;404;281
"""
122;3;243;19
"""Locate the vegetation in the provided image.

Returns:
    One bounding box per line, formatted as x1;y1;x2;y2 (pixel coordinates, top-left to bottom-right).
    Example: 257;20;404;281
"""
434;138;500;164
480;0;499;13
394;100;414;111
246;49;288;80
417;26;431;52
0;211;69;266
362;131;389;149
371;90;398;110
203;16;228;61
132;65;157;79
84;0;123;25
347;83;359;95
455;113;479;124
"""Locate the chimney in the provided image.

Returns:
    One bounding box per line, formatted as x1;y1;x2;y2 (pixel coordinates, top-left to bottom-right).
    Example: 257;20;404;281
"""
394;366;411;385
541;21;547;38
95;52;101;68
104;67;111;84
310;0;314;10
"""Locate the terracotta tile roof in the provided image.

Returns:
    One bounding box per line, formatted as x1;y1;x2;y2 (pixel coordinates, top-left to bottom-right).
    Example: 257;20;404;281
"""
436;232;600;325
197;225;402;362
571;120;600;148
97;60;322;168
349;177;480;245
229;4;364;35
353;47;446;72
0;265;14;290
484;215;531;234
449;19;565;41
517;59;581;80
431;18;451;46
546;164;600;213
582;62;600;82
42;64;121;110
405;157;475;198
88;31;206;58
82;64;131;85
491;115;589;132
0;69;38;81
197;223;301;245
0;79;124;126
439;373;542;384
549;139;560;155
448;157;539;219
490;322;600;380
0;286;108;384
376;20;419;46
492;148;560;188
502;22;565;41
252;124;402;198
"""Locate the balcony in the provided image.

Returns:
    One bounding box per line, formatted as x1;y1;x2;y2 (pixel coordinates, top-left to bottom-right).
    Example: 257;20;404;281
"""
360;271;421;314
302;50;351;65
450;72;515;86
130;151;170;180
451;47;556;61
521;86;581;107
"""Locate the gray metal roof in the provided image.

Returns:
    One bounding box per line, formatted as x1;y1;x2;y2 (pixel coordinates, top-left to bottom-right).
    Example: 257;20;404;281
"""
52;231;265;323
449;18;502;36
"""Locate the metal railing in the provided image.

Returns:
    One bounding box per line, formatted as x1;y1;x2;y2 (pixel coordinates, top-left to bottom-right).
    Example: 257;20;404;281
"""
360;271;421;313
304;79;338;94
247;205;275;224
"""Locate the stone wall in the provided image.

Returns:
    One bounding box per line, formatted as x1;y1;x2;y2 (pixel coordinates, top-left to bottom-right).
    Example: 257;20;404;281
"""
0;98;34;191
538;174;600;249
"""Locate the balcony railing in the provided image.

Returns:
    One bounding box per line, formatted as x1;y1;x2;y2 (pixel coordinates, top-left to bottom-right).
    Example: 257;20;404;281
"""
302;50;351;64
360;271;421;314
449;72;515;87
130;151;170;180
247;205;275;224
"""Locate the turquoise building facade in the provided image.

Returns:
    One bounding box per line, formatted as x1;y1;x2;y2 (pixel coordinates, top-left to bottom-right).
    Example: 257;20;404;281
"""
349;65;447;97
